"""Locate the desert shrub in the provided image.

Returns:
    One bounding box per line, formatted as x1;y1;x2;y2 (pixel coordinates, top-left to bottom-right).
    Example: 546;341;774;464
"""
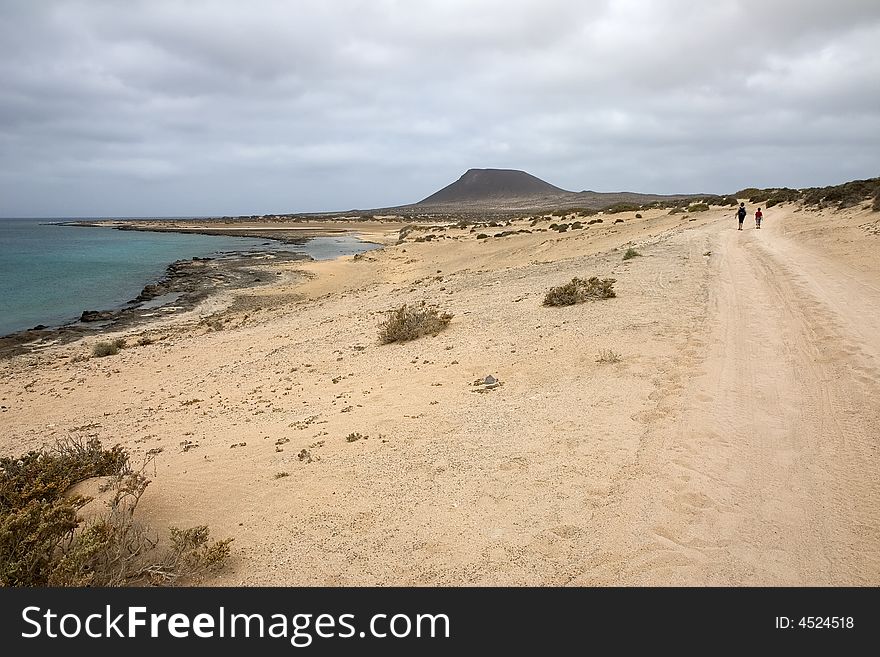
735;187;761;200
378;303;453;344
558;207;597;217
800;178;880;209
765;188;800;207
588;218;603;225
543;277;616;306
596;349;621;364
635;213;642;218
622;248;641;260
0;437;231;587
604;202;642;214
136;335;154;347
668;207;685;214
476;233;489;239
92;341;119;357
687;203;709;212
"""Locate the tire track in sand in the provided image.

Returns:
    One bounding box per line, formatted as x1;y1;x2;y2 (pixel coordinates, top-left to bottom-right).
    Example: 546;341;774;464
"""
575;219;880;585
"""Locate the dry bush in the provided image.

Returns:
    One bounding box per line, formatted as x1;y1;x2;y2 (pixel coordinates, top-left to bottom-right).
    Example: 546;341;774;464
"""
622;248;641;261
543;277;616;306
596;349;622;364
0;437;231;587
604;202;642;214
378;303;452;344
92;341;119;357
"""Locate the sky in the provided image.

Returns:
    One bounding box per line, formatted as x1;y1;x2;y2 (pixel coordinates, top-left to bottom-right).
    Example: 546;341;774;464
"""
1;0;879;217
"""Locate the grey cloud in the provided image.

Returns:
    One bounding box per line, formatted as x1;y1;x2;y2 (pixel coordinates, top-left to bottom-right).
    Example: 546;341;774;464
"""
1;0;878;216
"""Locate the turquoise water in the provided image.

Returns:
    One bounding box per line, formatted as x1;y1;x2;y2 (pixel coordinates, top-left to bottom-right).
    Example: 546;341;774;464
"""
0;219;379;336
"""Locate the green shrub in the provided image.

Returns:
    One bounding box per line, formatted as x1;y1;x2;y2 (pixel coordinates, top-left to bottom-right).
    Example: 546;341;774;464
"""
0;438;231;586
622;248;641;261
92;341;119;357
543;277;616;306
687;203;709;212
604;202;642;214
378;303;453;344
476;233;489;239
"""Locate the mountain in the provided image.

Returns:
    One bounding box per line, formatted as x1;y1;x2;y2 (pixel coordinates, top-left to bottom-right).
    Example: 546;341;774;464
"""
405;168;702;211
416;168;569;205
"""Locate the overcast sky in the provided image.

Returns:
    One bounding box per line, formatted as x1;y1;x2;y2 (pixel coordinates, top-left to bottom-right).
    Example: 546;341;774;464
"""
1;0;879;217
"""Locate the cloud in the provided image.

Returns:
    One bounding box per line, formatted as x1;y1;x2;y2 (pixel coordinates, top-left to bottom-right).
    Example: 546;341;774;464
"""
1;0;878;216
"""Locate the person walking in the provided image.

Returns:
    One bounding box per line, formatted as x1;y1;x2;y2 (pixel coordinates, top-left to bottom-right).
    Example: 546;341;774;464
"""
737;202;747;230
755;207;763;229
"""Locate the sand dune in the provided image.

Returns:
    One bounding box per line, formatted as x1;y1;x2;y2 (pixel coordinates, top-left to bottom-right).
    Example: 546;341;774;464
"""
2;202;878;585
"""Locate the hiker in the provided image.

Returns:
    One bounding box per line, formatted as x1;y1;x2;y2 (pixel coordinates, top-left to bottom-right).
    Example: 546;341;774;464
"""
737;202;747;230
755;207;763;229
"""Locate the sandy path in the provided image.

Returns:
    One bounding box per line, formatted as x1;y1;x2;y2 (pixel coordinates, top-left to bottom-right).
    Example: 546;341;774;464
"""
577;215;880;584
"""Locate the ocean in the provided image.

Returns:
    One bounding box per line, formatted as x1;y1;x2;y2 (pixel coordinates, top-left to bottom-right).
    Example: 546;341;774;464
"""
0;218;380;336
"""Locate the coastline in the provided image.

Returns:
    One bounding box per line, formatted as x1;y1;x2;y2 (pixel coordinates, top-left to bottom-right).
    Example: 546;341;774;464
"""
0;249;312;358
63;218;408;245
0;220;403;358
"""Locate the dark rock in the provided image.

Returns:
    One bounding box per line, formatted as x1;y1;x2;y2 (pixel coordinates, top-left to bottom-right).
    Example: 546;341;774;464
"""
80;310;114;322
30;325;48;331
135;283;163;301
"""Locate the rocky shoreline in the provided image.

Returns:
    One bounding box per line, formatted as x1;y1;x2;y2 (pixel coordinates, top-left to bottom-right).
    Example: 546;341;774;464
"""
0;249;311;358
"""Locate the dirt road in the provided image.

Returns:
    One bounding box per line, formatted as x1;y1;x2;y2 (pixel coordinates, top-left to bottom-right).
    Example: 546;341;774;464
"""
580;212;880;585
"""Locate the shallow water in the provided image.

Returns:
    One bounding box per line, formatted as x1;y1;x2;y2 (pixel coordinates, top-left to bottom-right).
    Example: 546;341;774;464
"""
0;219;380;336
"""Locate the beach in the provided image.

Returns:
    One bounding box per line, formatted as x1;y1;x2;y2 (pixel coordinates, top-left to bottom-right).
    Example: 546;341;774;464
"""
2;203;879;585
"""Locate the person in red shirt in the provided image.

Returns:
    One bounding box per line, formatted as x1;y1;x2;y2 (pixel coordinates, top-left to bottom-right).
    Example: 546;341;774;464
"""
755;207;763;229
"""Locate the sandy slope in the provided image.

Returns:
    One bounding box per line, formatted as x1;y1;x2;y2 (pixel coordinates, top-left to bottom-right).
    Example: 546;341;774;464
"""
1;203;878;585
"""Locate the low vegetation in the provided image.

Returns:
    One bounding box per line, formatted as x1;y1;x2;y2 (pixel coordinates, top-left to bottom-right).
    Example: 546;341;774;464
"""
604;202;642;214
92;337;127;358
802;178;880;210
596;349;622;364
622;248;642;260
735;178;880;211
378;303;453;344
543;277;616;306
0;438;231;587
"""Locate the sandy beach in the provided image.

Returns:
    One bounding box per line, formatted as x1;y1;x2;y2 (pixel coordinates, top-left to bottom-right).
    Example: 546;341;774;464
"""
2;203;879;586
